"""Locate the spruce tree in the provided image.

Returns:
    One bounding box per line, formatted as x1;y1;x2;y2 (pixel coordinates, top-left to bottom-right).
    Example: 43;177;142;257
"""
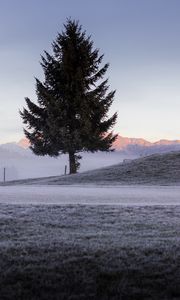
20;19;118;174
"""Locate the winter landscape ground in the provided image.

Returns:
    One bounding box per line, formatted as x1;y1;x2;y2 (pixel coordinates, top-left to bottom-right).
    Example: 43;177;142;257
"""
0;151;180;299
0;198;180;299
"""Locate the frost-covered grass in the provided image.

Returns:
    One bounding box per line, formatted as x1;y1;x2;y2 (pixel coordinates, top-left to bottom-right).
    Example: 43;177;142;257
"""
0;185;180;205
3;151;180;186
47;151;180;185
1;204;180;299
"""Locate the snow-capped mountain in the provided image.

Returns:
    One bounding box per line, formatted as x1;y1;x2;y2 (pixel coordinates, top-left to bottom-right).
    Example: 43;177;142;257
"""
113;135;180;155
113;135;151;150
114;135;180;150
16;136;180;152
17;138;30;149
1;136;180;157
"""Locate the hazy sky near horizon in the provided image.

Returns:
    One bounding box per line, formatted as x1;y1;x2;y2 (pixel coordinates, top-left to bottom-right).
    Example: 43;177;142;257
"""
0;0;180;143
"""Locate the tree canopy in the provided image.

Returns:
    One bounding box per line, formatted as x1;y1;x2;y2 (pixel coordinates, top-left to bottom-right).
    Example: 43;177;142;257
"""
20;19;118;174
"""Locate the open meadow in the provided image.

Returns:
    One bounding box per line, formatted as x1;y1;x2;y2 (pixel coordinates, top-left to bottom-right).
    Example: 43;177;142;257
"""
0;185;180;299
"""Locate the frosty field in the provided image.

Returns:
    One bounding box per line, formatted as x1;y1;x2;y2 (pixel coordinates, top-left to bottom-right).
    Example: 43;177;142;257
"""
0;185;180;299
0;185;180;205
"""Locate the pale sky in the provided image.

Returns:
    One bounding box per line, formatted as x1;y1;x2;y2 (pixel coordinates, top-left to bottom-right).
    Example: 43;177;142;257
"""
0;0;180;143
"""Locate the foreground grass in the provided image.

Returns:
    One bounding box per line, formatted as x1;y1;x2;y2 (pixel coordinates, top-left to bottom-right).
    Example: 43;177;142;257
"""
0;204;180;299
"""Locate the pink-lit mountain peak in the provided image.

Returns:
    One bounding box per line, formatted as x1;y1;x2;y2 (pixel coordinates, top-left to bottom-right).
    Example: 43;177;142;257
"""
17;138;30;149
154;139;180;146
113;136;151;150
113;135;180;150
17;136;180;151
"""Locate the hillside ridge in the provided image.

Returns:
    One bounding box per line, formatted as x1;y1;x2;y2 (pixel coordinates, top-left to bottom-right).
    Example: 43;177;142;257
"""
2;151;180;186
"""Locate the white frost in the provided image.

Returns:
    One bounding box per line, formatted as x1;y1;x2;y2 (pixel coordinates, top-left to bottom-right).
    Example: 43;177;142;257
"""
0;185;180;205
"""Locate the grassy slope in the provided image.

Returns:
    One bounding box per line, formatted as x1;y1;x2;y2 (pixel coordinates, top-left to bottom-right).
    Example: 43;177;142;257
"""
4;151;179;185
0;204;180;300
50;151;180;185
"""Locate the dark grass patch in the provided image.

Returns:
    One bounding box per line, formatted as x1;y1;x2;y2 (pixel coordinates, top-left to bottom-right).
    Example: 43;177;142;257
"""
0;204;180;299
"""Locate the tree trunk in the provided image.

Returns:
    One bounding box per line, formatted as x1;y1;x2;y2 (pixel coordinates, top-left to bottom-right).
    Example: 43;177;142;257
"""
69;152;77;174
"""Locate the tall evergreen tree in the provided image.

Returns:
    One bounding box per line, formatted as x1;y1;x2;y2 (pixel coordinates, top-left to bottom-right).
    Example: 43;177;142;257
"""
20;19;118;174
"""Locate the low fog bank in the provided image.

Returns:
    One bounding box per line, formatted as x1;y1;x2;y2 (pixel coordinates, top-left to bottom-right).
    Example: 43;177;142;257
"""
0;151;135;181
12;151;179;186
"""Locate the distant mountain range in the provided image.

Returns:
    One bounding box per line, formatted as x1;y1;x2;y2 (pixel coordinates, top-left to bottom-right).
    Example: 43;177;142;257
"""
2;135;180;156
114;135;180;149
113;135;180;155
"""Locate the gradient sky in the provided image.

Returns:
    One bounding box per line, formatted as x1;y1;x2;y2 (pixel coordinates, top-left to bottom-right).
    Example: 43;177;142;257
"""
0;0;180;143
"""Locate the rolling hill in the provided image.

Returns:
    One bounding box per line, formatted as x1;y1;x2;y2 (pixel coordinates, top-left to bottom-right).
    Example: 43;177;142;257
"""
3;151;180;186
